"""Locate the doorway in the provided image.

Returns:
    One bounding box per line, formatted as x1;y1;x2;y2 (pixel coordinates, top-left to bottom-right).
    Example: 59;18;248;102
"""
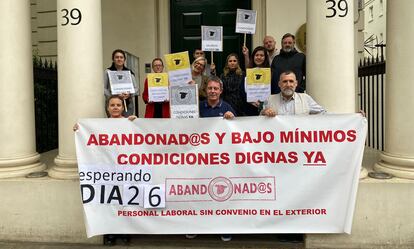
170;0;252;75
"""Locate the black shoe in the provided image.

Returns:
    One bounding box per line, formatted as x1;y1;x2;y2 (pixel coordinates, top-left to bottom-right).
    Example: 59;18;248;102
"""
104;234;117;246
120;234;130;244
277;234;303;243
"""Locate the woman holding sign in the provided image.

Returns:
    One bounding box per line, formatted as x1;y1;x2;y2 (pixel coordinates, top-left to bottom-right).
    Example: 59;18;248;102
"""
242;46;270;116
246;46;270;68
142;58;170;118
104;49;138;117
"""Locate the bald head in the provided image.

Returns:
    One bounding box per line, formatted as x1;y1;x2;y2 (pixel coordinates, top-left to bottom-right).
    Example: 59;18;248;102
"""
263;35;276;53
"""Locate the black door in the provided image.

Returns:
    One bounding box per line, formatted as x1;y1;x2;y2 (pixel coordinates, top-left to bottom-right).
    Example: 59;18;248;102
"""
171;0;251;75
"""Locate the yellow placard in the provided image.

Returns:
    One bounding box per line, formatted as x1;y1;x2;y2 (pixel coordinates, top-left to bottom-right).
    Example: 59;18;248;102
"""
246;68;271;85
164;51;191;71
148;73;169;87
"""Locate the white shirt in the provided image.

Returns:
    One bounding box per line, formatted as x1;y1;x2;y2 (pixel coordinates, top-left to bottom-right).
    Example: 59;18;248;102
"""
264;93;326;115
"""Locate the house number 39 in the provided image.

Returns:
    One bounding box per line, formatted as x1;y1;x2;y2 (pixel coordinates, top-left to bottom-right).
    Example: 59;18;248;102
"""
61;8;82;26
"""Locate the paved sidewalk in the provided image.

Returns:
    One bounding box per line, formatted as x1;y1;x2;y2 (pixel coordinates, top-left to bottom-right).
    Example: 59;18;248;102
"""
0;235;304;249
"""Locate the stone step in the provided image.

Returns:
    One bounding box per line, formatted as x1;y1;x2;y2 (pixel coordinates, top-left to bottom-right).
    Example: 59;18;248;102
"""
0;235;304;249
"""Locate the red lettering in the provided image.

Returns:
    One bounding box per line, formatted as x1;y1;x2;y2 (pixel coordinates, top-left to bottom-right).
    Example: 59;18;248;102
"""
232;132;241;144
109;134;120;145
215;132;226;144
201;133;210;144
276;151;287;163
220;153;230;164
209;153;220;165
288;151;298;163
333;130;346;142
178;134;189;144
117;154;127;165
347;129;356;142
304;151;314;163
99;134;109;145
87;134;98;145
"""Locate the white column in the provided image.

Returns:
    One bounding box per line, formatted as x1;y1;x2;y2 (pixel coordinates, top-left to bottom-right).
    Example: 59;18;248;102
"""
306;0;355;112
374;0;414;179
0;1;46;178
306;1;369;178
49;0;105;179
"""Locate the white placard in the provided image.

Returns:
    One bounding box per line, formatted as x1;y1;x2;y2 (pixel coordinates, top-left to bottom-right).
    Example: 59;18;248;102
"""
235;9;257;34
148;73;170;102
165;52;192;87
201;26;223;52
170;85;199;118
149;87;169;102
168;68;192;87
107;71;135;94
246;85;271;102
245;68;271;102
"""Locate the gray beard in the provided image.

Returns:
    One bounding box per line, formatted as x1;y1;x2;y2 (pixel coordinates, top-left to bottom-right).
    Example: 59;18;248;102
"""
283;47;292;53
282;89;294;97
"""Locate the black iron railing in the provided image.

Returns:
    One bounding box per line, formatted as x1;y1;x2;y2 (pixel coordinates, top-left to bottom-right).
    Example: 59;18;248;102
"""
33;58;58;153
358;44;385;151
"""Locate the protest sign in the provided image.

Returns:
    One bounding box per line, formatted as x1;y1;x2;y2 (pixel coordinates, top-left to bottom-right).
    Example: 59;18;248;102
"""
246;68;271;102
107;71;135;94
148;73;169;102
75;115;367;237
201;26;223;52
164;52;192;86
235;9;257;34
169;84;199;119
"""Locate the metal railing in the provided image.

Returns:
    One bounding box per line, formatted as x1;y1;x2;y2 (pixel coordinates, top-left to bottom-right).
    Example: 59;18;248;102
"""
33;58;58;153
358;44;385;151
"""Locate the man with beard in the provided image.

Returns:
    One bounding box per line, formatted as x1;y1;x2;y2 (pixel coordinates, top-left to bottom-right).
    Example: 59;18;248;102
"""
262;71;325;116
270;33;306;94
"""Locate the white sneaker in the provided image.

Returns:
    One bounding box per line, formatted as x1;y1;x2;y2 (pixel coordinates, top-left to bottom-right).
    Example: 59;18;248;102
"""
220;235;232;242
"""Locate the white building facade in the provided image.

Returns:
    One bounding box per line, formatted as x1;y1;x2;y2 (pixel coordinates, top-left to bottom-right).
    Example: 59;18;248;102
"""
363;0;386;58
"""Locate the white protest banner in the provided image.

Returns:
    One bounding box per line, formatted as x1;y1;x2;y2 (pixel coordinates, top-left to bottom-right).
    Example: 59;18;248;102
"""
169;85;199;118
107;71;135;94
75;115;367;237
235;9;257;34
246;68;271;102
201;26;223;52
148;73;169;102
164;52;192;87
